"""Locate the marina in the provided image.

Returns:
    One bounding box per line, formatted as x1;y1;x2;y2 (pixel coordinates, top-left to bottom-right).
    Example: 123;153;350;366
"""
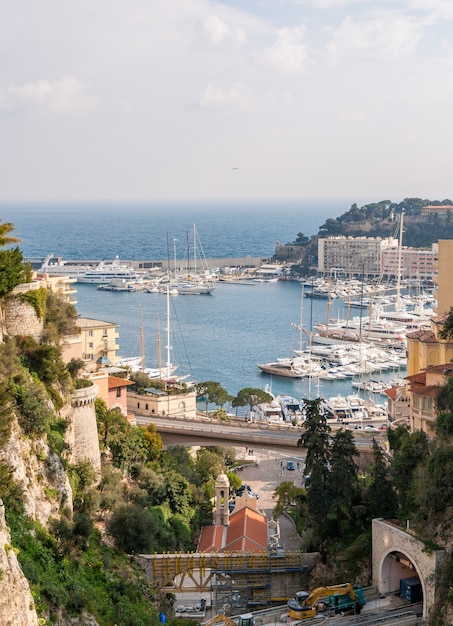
74;279;415;417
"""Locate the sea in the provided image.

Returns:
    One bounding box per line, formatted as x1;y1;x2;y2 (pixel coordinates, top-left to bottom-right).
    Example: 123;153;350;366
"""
2;199;400;402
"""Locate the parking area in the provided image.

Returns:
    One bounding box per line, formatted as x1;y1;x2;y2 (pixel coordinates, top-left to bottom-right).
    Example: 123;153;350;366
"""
233;447;306;551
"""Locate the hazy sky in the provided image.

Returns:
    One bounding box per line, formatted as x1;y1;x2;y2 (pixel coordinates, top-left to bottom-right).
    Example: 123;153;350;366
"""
1;0;452;203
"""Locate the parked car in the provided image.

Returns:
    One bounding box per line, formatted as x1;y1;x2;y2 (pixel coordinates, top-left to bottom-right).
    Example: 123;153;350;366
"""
287;460;296;471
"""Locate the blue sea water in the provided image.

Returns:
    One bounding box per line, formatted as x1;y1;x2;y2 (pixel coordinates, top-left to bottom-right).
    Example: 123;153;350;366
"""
1;199;397;399
3;199;343;260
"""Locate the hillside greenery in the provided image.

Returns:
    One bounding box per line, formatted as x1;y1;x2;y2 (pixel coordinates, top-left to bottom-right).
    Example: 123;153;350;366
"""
275;197;453;269
3;217;453;624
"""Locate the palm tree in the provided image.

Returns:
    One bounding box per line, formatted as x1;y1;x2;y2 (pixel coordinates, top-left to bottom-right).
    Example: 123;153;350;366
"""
0;221;21;248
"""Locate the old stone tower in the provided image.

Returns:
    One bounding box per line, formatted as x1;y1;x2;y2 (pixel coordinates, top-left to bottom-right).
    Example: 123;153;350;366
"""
214;472;230;527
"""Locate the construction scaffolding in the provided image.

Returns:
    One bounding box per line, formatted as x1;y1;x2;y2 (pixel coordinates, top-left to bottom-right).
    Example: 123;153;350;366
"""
136;551;318;613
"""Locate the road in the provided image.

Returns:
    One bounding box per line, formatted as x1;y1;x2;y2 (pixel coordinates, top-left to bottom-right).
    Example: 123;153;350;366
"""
137;415;383;451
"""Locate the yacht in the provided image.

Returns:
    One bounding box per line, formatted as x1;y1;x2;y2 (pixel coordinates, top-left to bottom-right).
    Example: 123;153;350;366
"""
37;254;94;279
77;257;145;284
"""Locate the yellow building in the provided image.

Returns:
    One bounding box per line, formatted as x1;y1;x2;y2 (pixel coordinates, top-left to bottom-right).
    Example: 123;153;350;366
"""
404;238;453;435
406;320;453;377
76;317;120;371
433;240;453;316
406;364;453;437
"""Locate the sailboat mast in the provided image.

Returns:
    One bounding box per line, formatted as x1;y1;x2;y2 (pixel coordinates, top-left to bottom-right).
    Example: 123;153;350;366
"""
139;305;145;372
396;209;404;312
299;283;304;352
166;284;172;380
193;224;197;277
157;314;162;377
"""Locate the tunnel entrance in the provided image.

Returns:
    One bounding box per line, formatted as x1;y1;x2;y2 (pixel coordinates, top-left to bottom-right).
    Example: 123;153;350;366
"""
380;550;423;605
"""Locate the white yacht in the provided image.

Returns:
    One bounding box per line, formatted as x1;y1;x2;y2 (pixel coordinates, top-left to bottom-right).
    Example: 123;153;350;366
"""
77;257;144;284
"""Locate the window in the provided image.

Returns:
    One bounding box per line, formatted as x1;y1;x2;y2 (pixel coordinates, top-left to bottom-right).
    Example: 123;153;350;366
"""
88;342;94;349
103;329;108;337
145;404;149;410
116;387;122;398
88;330;93;337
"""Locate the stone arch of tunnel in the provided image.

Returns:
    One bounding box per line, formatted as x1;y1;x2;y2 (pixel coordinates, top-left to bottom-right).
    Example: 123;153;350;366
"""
372;519;445;624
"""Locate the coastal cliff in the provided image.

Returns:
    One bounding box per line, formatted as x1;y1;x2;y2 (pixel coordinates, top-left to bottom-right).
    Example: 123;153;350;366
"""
0;500;40;626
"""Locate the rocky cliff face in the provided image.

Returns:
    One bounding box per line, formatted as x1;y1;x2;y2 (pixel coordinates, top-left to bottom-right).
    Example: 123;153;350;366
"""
0;500;39;626
3;418;73;524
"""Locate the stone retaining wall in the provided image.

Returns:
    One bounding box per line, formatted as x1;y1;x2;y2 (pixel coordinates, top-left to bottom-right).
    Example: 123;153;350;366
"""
2;297;44;341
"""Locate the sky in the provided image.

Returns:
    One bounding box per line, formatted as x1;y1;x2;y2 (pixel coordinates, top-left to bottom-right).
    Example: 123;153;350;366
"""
0;0;452;203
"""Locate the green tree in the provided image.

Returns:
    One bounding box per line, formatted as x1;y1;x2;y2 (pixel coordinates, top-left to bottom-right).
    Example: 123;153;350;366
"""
298;399;331;544
0;247;31;297
273;481;305;518
107;504;157;553
294;232;310;245
194;448;224;483
109;424;149;473
390;429;429;517
298;399;331;474
196;381;232;415
0;220;21;247
366;439;398;520
44;292;79;342
232;387;273;419
95;398;126;450
141;423;163;461
327;428;359;536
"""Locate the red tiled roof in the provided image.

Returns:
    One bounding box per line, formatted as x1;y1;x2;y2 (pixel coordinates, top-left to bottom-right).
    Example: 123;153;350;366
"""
384;387;398;401
197;506;268;553
405;372;427;384
223;507;268;552
108;376;134;389
410;385;441;399
197;525;226;553
406;329;437;343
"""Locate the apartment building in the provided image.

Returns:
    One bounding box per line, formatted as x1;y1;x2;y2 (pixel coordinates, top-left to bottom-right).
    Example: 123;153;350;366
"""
75;317;120;370
318;236;397;276
381;246;435;280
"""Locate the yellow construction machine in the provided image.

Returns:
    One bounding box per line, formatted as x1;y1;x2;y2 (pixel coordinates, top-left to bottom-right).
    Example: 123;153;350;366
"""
287;583;365;619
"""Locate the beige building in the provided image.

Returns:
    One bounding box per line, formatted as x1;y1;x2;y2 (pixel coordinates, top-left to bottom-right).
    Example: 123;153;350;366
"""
34;272;78;304
75;317;120;371
318;236;396;276
381;245;435;280
405;364;453;437
128;387;197;420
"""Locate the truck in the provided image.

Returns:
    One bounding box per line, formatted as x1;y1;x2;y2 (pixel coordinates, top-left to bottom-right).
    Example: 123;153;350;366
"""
287;583;366;619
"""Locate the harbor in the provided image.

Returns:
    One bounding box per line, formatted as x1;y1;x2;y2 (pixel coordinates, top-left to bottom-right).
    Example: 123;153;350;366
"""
73;277;420;422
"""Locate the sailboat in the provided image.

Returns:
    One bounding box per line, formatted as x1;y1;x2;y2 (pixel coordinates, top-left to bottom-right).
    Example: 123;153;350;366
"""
116;303;179;380
171;225;216;295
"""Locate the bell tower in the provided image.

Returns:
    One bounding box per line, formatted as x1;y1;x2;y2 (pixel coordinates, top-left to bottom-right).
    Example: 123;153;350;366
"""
215;472;230;526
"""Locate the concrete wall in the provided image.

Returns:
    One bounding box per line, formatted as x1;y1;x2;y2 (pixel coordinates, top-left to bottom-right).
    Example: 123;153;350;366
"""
372;518;445;624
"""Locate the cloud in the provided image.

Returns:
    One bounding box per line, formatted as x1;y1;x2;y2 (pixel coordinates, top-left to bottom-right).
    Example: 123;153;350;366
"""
409;0;453;20
202;15;230;44
259;26;308;74
0;76;98;114
198;82;249;110
328;14;425;58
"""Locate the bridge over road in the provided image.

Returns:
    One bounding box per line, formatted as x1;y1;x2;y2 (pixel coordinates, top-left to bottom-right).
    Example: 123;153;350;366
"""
135;414;381;450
